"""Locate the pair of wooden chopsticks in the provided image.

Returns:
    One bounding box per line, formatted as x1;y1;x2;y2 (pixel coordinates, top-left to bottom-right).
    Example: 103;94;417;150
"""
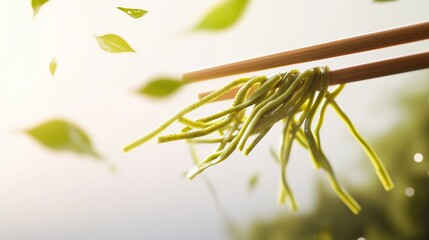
183;21;429;101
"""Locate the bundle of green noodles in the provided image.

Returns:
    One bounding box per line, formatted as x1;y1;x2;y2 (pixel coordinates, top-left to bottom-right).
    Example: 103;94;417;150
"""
124;66;394;214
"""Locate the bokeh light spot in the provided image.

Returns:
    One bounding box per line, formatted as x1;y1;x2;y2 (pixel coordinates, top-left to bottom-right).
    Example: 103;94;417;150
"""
405;187;415;197
413;153;423;163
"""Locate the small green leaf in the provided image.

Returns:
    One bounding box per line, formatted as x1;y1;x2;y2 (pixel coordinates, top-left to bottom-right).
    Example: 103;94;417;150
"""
374;0;397;2
32;0;49;17
49;57;57;77
269;146;279;163
194;0;249;31
26;119;101;159
248;173;259;191
94;34;135;53
137;77;184;98
117;7;148;19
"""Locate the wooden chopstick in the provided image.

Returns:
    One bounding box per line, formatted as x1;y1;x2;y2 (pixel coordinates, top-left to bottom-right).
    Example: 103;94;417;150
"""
198;51;429;101
183;21;429;83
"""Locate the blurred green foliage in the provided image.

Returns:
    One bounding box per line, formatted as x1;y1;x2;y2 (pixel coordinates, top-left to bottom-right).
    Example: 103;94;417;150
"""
136;79;182;101
94;34;136;53
194;0;249;31
117;7;148;19
31;0;49;17
137;77;184;98
240;79;429;240
248;173;260;192
49;57;57;78
26;119;101;159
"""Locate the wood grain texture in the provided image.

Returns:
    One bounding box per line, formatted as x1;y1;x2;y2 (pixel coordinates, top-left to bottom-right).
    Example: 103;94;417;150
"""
185;21;429;83
198;52;429;101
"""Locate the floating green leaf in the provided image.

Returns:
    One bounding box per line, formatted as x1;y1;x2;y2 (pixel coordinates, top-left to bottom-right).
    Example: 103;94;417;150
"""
137;77;184;98
49;57;57;77
26;119;101;159
117;7;148;19
194;0;249;31
248;173;259;191
94;34;135;53
32;0;49;17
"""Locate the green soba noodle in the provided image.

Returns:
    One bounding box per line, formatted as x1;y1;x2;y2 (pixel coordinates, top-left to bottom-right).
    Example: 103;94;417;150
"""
124;66;394;214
